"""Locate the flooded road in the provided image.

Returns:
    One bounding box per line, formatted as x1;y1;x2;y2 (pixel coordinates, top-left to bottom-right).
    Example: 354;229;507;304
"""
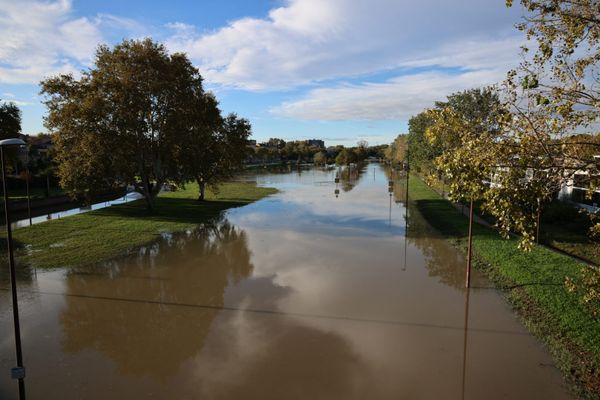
0;165;572;399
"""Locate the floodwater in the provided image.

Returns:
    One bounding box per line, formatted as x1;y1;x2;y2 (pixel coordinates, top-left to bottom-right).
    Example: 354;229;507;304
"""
10;192;143;229
0;165;572;399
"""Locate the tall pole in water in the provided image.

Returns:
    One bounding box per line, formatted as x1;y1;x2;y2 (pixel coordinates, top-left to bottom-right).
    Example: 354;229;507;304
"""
389;192;392;227
403;148;410;272
25;149;31;226
403;193;408;272
0;140;27;400
405;148;409;206
461;287;471;400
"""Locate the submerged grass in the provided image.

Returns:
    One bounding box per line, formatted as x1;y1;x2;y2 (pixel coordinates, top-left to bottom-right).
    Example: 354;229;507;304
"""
409;176;600;399
4;182;277;269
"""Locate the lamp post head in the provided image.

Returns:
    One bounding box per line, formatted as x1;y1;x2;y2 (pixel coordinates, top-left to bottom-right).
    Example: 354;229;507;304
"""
0;138;26;147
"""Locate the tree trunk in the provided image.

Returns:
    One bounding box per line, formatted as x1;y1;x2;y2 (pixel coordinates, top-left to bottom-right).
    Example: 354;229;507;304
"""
45;174;50;198
196;177;206;201
144;193;155;212
142;175;155;213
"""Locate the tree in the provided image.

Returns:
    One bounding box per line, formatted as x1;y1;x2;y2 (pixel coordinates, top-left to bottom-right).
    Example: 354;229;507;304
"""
499;0;600;239
503;0;600;306
384;134;407;165
41;39;213;211
425;87;506;203
506;0;599;121
355;140;369;161
461;1;600;248
267;138;286;149
335;148;356;165
313;151;327;165
185;112;251;201
0;101;21;139
426;91;501;202
406;111;440;173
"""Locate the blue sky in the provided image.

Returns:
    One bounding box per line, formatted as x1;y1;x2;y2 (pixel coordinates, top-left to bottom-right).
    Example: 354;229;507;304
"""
0;0;525;146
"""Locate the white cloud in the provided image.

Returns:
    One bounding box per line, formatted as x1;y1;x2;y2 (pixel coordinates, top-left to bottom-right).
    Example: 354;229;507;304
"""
166;0;524;91
0;0;528;128
271;34;528;121
0;0;142;84
273;68;507;121
0;99;33;107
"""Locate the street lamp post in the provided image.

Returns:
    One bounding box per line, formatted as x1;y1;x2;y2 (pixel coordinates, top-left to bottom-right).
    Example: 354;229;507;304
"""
404;149;410;206
25;149;32;226
1;138;27;400
465;199;474;288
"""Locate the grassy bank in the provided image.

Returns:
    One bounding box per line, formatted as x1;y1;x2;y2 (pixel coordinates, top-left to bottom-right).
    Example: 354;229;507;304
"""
408;176;600;398
6;182;277;269
426;177;600;266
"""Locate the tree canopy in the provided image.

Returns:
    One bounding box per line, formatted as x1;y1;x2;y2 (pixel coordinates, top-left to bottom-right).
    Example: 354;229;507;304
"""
41;39;250;210
0;101;21;140
384;134;407;165
426;87;507;203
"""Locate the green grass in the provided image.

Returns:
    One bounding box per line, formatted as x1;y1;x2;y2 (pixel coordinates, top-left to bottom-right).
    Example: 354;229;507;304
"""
5;182;277;269
427;178;600;266
408;176;600;399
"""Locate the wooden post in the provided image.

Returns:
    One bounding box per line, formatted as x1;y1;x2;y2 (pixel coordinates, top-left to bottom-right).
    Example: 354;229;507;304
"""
466;199;474;288
536;198;541;244
25;171;31;226
461;287;471;399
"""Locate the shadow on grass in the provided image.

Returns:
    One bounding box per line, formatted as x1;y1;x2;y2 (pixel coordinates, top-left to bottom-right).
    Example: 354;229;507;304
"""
541;230;591;245
0;237;27;254
411;198;470;239
88;197;251;224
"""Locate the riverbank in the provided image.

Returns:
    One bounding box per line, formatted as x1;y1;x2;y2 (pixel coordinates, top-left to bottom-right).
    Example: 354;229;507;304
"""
6;182;277;269
425;177;600;266
408;176;600;399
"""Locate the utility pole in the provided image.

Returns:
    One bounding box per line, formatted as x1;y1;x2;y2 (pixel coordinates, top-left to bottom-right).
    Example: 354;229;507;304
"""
25;149;31;226
536;197;541;244
465;199;474;288
405;148;409;206
1;140;27;400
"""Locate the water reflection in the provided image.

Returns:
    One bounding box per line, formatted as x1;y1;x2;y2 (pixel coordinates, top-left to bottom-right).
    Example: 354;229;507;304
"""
384;166;468;289
405;200;467;289
339;163;367;192
60;217;252;379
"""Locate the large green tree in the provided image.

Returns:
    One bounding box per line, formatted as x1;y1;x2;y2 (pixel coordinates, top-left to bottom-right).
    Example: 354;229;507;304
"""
183;110;252;201
426;87;507;205
465;1;600;247
502;0;600;307
406;111;439;173
500;0;600;209
313;151;327;165
335;148;357;165
384;134;407;165
41;39;216;211
0;101;21;139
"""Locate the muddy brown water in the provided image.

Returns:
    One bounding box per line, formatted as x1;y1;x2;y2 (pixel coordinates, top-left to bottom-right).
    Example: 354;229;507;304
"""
0;165;572;399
